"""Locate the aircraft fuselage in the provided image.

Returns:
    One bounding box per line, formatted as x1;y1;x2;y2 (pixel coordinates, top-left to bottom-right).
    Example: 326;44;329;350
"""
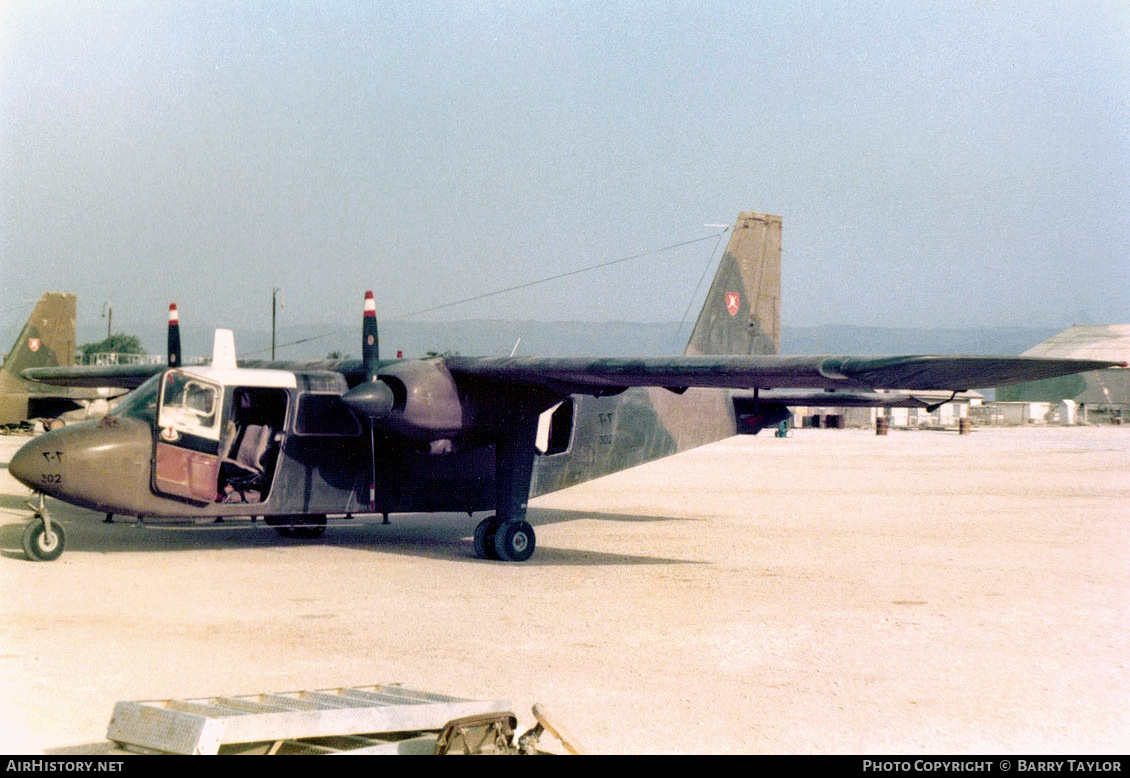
9;367;739;522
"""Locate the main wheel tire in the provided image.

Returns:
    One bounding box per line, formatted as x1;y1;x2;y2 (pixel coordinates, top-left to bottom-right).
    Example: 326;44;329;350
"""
269;515;326;540
266;516;293;538
493;520;535;562
473;515;502;560
23;518;66;562
290;515;327;539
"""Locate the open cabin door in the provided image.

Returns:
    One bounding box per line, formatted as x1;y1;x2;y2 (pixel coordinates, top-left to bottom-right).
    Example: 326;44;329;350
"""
154;370;224;503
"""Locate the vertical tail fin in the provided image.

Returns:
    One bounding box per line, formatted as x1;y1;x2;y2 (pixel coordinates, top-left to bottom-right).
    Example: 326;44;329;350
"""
2;293;76;377
684;212;781;356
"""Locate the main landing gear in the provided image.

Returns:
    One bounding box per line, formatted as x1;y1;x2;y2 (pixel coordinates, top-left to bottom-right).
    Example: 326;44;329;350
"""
266;514;328;540
473;413;541;562
474;515;536;562
22;492;66;562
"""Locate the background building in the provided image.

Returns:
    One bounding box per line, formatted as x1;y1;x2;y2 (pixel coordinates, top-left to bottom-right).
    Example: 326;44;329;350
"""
995;325;1130;423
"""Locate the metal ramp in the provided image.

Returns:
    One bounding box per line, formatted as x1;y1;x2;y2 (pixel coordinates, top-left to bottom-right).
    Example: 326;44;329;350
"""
107;684;514;755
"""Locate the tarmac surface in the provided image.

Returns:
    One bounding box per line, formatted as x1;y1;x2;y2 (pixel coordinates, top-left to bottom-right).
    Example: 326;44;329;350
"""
0;426;1127;755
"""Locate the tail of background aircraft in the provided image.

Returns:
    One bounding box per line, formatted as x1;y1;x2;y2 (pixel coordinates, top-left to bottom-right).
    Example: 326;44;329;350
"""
0;293;77;424
2;293;76;375
684;211;781;357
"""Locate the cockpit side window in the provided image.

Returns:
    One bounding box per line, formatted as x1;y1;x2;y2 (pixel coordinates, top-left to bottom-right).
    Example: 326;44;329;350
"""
109;372;161;425
158;371;222;441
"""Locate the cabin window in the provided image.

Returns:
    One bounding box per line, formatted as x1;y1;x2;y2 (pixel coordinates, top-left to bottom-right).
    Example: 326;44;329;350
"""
294;392;362;436
158;371;222;441
536;399;574;456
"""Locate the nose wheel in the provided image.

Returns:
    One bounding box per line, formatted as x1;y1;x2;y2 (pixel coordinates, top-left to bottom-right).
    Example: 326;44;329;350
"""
22;494;65;562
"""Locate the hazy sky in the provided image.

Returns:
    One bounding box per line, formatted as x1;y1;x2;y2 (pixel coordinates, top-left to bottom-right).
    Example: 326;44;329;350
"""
2;1;1127;345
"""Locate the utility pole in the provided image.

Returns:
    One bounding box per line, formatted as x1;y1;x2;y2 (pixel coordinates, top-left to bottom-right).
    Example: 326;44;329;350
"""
102;301;113;340
271;288;280;360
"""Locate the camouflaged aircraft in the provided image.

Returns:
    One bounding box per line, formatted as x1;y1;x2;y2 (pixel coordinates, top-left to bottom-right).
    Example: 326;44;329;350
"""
9;212;1124;562
0;293;124;429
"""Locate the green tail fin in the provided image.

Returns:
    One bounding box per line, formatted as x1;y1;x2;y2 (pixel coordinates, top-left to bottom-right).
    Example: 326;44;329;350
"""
2;293;76;377
685;211;781;356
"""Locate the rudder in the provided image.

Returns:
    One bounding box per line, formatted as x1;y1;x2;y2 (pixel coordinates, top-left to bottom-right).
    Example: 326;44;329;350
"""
685;211;780;356
2;293;76;377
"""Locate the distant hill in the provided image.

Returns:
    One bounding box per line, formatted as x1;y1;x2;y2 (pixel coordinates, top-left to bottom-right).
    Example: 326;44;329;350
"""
71;320;1061;362
782;325;1061;357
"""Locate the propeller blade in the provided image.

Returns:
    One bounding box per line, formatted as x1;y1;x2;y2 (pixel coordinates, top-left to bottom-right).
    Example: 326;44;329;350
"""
362;290;379;381
344;290;395;419
167;304;181;367
353;291;390;511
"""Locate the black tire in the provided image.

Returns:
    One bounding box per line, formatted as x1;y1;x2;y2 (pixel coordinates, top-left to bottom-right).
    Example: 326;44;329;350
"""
493;520;535;562
266;516;293;538
290;515;327;540
269;515;326;540
23;518;65;562
473;515;501;560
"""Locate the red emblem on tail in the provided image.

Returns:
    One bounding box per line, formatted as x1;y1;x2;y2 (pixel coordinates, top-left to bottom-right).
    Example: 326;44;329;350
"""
725;292;740;316
28;338;40;352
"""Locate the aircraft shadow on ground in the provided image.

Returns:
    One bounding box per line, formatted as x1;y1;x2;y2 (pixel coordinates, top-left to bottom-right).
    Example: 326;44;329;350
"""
0;493;30;512
0;502;700;567
44;743;117;757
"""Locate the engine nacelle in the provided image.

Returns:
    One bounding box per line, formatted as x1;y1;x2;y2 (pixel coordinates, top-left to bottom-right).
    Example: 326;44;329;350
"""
369;358;467;442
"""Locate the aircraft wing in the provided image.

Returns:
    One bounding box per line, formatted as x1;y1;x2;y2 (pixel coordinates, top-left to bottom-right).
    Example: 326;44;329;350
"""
25;382;129;401
444;355;1125;396
21;364;165;390
24;353;1123;398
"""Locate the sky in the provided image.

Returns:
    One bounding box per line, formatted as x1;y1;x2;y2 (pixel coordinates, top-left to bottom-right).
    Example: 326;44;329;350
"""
1;1;1128;350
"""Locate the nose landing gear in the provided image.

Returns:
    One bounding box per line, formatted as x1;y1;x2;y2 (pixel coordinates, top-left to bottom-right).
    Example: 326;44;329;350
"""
22;493;66;562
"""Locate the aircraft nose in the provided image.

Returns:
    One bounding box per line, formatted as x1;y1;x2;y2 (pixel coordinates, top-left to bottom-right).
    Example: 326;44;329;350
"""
7;418;152;513
9;440;45;490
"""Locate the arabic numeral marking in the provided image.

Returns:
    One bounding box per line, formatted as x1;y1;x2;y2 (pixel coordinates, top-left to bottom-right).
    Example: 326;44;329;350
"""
598;434;613;446
40;474;62;485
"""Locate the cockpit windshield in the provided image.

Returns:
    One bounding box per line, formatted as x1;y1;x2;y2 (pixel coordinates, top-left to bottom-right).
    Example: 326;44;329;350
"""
108;372;162;425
